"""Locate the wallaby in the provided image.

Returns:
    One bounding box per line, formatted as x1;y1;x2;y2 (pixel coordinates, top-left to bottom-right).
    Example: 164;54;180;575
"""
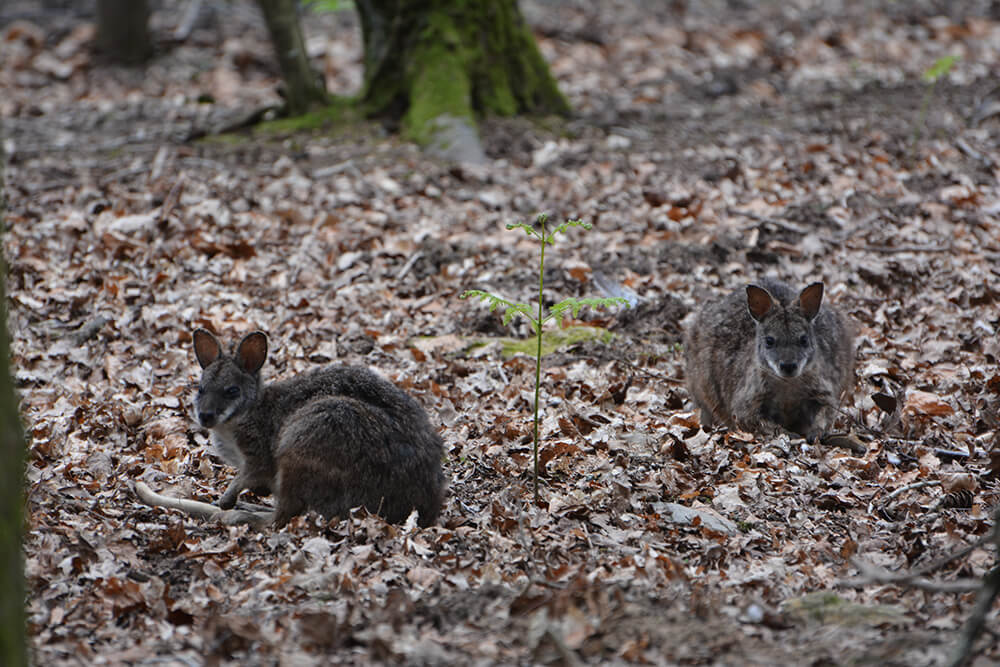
684;279;853;442
137;329;445;528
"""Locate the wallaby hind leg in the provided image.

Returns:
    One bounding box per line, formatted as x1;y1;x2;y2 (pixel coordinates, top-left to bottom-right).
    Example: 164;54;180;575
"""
273;397;383;525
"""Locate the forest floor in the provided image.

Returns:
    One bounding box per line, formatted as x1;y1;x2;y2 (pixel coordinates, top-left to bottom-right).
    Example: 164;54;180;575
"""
4;0;1000;664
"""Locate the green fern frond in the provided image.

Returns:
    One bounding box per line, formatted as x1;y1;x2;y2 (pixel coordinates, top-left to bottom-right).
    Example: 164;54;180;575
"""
550;296;630;322
922;55;958;84
547;219;591;240
505;221;542;239
460;290;539;328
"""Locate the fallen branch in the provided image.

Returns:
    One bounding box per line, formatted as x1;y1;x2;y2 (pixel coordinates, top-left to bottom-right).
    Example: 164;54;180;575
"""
866;479;941;515
842;505;1000;667
949;564;1000;667
844;557;982;594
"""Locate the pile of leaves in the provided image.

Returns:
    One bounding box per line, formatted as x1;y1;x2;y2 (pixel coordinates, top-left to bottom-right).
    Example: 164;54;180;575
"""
4;0;999;664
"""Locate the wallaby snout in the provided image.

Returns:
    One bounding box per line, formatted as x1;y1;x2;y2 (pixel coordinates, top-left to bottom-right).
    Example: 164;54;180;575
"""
197;409;217;428
777;360;801;377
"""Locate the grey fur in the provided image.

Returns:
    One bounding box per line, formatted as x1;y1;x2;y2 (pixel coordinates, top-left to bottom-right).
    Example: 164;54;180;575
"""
192;329;445;527
684;279;854;442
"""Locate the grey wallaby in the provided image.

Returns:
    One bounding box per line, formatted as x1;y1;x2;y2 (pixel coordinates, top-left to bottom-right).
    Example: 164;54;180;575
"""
684;279;854;442
140;329;445;528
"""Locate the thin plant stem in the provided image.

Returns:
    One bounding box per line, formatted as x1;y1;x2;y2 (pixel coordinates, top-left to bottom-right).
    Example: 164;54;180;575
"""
532;219;546;503
912;80;935;147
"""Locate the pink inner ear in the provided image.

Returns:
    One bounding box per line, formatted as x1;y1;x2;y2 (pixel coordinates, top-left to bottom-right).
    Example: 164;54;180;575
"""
237;333;268;373
746;285;774;320
799;283;824;319
193;329;221;367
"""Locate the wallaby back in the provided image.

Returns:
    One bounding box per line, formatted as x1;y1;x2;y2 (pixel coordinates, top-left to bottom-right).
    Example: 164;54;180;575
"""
192;329;445;527
684;279;853;441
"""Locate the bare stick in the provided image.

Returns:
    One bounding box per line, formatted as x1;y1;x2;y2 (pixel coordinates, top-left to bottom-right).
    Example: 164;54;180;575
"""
948;505;1000;667
843;557;982;594
948;564;1000;667
867;479;941;515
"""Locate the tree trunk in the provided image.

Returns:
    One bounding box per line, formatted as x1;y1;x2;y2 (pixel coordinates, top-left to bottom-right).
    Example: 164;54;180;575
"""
0;118;27;667
96;0;152;63
355;0;569;155
257;0;329;116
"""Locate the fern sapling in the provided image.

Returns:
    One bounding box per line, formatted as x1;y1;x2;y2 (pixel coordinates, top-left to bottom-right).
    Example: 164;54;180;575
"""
461;213;630;502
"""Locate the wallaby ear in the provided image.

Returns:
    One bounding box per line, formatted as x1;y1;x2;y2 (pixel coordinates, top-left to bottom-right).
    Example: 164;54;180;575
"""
746;285;775;322
193;328;222;368
236;332;268;374
799;282;824;320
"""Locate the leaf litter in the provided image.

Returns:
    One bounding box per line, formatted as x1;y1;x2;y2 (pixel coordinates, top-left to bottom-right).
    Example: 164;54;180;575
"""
4;0;1000;664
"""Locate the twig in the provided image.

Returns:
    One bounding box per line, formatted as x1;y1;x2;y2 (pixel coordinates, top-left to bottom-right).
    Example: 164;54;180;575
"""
844;557;982;594
949;564;1000;667
913;533;997;578
396;251;424;281
867;479;941;515
610;356;683;384
184;105;281;141
99;166;148;186
844;505;1000;667
156;174;186;225
726;208;810;236
849;243;953;254
172;0;203;41
955;138;996;169
948;505;1000;667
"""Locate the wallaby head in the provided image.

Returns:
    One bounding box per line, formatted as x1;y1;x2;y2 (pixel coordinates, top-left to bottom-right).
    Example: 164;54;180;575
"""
192;328;267;429
746;282;824;379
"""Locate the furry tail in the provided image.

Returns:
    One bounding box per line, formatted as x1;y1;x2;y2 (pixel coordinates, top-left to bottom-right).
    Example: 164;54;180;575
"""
134;481;276;527
134;481;222;520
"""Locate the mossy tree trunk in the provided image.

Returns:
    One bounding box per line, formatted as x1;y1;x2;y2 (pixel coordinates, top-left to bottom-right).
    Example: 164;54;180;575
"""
96;0;152;63
257;0;329;115
0;119;27;667
355;0;570;148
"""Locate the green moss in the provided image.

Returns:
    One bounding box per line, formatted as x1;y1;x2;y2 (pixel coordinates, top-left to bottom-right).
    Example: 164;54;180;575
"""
402;13;473;144
195;132;250;147
256;96;357;135
473;1;568;117
500;326;613;357
782;592;907;627
361;0;568;144
415;326;615;360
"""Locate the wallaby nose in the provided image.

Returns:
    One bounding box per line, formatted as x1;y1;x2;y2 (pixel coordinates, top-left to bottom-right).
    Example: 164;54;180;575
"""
778;361;799;377
198;410;216;427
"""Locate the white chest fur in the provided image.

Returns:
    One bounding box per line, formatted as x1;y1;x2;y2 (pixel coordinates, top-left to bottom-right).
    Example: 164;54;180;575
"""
210;424;245;468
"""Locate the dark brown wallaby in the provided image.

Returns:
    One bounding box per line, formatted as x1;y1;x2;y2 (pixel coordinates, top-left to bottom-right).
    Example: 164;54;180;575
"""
684;279;854;442
156;329;446;528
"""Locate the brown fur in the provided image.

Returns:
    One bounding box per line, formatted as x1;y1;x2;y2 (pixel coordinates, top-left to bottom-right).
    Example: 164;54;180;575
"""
684;279;854;442
192;329;445;527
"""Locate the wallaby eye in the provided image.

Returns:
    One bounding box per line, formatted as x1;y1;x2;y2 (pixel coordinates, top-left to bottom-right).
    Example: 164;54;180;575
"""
224;386;241;399
799;335;809;347
764;336;776;348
